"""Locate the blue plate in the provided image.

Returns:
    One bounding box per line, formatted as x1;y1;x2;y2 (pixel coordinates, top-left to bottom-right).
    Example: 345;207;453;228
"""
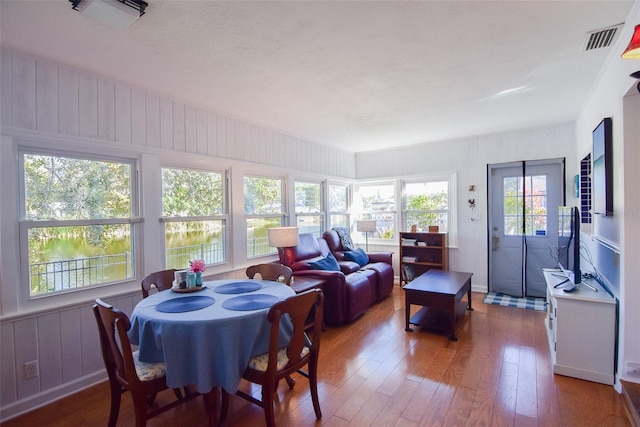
156;296;215;313
222;294;279;311
214;281;263;294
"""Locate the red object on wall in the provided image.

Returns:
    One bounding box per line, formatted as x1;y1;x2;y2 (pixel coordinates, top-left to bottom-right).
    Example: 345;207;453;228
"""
622;24;640;59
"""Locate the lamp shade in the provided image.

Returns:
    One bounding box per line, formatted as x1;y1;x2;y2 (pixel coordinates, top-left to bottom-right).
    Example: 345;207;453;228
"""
622;24;640;60
268;227;299;248
356;220;377;233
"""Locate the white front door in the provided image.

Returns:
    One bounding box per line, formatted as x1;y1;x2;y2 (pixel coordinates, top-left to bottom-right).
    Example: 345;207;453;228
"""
488;160;564;297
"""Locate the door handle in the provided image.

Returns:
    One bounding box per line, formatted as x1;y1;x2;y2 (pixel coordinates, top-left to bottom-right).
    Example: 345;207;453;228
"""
492;235;500;251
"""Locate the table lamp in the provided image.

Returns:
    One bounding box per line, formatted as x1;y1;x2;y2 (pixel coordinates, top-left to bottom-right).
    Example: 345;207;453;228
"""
268;226;299;264
356;220;376;251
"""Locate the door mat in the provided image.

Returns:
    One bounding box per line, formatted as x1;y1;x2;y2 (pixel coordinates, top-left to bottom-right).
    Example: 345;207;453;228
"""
483;292;547;312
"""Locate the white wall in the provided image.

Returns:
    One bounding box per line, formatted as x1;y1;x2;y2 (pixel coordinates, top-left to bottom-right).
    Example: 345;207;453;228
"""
3;4;640;416
575;1;640;387
355;122;578;292
0;47;355;421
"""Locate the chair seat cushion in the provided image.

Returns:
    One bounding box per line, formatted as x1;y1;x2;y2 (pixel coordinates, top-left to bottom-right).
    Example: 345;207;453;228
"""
132;350;166;381
248;346;310;372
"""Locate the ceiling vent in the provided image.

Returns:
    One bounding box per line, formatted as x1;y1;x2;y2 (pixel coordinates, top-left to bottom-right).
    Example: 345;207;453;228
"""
582;24;624;52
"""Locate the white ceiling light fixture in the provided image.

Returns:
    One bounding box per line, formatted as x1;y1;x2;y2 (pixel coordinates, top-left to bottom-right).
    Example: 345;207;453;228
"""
69;0;148;30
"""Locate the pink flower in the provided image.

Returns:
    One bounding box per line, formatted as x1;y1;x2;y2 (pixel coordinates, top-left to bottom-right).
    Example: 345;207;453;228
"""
190;259;206;273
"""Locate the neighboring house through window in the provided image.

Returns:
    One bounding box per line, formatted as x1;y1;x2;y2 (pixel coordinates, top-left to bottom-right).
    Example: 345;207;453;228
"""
357;182;397;241
355;175;457;247
503;174;548;236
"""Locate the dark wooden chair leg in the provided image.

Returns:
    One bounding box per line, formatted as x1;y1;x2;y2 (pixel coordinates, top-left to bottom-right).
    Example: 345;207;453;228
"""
146;392;157;406
202;388;220;427
309;360;322;419
173;388;184;399
107;381;122;427
262;385;276;427
285;375;296;389
220;389;229;424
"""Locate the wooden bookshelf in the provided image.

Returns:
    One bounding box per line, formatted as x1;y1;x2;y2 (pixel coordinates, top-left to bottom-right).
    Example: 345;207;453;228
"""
399;232;448;284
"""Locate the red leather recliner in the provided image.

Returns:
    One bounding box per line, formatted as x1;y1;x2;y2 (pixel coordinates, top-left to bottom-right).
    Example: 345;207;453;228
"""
281;232;393;326
322;229;395;301
282;234;374;326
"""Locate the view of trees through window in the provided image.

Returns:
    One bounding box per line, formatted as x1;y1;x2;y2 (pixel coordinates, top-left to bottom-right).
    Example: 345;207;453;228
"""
244;175;283;257
295;181;323;237
503;175;547;236
162;168;226;269
405;181;449;232
23;154;134;295
21;152;457;296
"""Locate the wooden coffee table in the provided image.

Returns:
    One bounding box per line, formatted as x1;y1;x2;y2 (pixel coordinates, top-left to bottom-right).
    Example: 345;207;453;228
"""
404;270;473;341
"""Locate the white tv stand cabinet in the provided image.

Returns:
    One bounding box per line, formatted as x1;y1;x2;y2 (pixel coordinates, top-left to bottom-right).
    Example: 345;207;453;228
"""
544;271;616;385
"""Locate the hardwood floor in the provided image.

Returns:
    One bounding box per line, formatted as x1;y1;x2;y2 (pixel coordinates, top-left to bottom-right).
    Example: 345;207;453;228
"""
3;286;630;427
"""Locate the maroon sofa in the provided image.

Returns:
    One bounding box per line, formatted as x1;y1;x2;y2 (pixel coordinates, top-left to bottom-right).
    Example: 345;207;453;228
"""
281;232;394;326
322;229;394;301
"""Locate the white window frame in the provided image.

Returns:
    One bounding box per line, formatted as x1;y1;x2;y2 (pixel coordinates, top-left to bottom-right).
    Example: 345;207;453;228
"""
327;181;352;230
294;179;325;238
18;148;141;299
243;173;287;259
402;172;458;247
355;180;398;242
160;166;230;270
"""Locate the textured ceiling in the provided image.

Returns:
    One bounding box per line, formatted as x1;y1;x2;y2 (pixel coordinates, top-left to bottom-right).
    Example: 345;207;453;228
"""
0;1;635;152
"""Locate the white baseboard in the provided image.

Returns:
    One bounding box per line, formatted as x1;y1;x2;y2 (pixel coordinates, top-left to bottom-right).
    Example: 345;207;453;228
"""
0;371;106;423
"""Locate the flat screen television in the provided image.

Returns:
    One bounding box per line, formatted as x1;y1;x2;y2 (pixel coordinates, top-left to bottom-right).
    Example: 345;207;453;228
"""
592;117;613;216
557;206;581;285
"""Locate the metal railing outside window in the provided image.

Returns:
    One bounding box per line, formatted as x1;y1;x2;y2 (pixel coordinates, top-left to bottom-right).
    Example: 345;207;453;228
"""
30;253;132;294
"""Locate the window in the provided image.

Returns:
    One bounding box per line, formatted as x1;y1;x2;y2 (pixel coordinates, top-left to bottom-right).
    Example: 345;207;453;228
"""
328;183;350;229
402;174;457;246
295;181;323;237
358;182;396;240
503;174;548;236
244;175;284;258
21;152;136;296
161;168;227;269
404;181;449;232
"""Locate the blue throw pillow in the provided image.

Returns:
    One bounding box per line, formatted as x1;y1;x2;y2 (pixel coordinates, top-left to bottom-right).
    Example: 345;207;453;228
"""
344;248;369;267
309;253;341;271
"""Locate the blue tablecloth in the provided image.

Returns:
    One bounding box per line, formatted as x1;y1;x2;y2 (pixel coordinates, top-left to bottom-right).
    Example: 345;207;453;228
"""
128;279;295;393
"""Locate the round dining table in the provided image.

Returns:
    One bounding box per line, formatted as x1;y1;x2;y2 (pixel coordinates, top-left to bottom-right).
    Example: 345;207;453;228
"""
128;279;295;394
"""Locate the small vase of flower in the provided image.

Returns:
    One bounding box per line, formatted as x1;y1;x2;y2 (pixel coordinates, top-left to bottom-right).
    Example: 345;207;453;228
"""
190;259;206;286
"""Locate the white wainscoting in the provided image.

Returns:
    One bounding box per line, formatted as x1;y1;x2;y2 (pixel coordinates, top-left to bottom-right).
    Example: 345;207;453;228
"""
0;292;136;421
0;268;248;422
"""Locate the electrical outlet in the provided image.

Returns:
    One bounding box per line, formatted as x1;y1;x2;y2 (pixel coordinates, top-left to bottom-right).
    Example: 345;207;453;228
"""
627;362;640;378
24;360;38;379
